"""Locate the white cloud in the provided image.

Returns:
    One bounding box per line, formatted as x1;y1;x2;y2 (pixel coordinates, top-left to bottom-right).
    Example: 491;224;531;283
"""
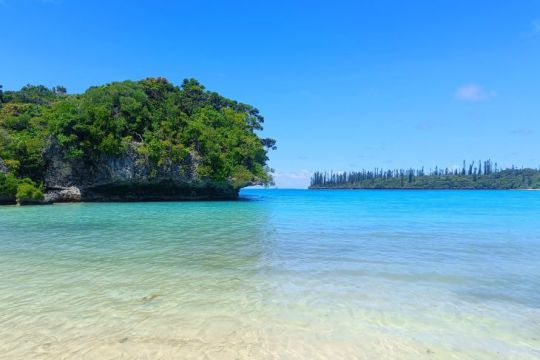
455;84;495;102
272;169;312;188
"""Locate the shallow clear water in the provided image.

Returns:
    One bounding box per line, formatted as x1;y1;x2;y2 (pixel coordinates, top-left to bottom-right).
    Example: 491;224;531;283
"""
0;189;539;359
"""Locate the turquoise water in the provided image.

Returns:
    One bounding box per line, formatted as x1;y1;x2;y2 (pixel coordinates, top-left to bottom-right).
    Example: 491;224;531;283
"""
0;189;539;359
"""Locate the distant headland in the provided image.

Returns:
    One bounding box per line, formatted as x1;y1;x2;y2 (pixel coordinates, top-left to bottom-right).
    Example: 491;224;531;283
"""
0;78;275;205
310;160;540;190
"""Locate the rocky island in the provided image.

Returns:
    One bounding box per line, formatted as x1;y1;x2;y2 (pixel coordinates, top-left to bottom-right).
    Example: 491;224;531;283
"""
0;78;275;204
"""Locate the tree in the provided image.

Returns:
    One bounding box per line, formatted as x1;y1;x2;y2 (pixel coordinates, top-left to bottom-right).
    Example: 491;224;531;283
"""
53;86;67;95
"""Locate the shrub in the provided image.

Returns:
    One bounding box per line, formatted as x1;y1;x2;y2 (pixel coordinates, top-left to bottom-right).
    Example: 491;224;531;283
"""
16;180;44;202
0;172;19;199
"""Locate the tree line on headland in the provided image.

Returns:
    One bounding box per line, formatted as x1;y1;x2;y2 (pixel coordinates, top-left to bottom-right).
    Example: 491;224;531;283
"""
0;79;275;203
310;160;540;189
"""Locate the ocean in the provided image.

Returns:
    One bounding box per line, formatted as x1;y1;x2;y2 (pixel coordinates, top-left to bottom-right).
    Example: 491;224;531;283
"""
0;189;539;359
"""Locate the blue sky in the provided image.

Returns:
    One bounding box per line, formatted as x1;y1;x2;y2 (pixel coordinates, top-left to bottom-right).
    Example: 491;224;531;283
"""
1;0;540;187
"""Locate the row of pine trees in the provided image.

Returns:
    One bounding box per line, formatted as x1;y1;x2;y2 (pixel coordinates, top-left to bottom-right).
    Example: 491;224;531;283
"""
310;160;540;188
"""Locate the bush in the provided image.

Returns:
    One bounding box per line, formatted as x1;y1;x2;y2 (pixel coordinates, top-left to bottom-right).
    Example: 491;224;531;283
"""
16;180;44;202
0;172;19;199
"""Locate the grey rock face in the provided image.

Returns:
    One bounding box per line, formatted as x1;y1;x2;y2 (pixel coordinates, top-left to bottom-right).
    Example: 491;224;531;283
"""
43;139;238;201
0;158;7;174
44;139;195;187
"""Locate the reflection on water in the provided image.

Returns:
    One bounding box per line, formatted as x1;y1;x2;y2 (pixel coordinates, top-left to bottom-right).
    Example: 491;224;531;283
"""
0;189;539;359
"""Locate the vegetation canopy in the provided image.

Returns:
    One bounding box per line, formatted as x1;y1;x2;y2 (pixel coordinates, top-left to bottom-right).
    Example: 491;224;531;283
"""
0;78;276;201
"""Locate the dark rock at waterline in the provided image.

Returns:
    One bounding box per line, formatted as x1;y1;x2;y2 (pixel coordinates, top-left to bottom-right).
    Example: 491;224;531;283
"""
0;196;16;205
80;182;239;202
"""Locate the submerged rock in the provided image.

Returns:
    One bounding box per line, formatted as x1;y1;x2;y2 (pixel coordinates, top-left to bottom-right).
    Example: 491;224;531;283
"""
142;294;161;302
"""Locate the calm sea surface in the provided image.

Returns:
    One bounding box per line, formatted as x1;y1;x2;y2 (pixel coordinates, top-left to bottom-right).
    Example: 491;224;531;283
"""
0;189;539;359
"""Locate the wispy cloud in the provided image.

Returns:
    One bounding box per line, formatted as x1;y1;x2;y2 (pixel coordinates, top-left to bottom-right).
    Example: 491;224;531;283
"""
455;84;496;102
532;19;540;35
511;128;534;136
520;19;540;39
416;122;434;130
273;169;311;180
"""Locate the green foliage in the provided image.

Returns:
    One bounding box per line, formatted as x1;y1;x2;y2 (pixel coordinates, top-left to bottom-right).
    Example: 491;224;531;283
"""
0;102;48;179
16;179;44;201
0;77;275;190
0;173;43;203
0;172;19;199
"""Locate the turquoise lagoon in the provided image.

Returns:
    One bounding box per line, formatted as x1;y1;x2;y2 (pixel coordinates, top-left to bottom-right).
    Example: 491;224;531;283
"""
0;189;539;359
